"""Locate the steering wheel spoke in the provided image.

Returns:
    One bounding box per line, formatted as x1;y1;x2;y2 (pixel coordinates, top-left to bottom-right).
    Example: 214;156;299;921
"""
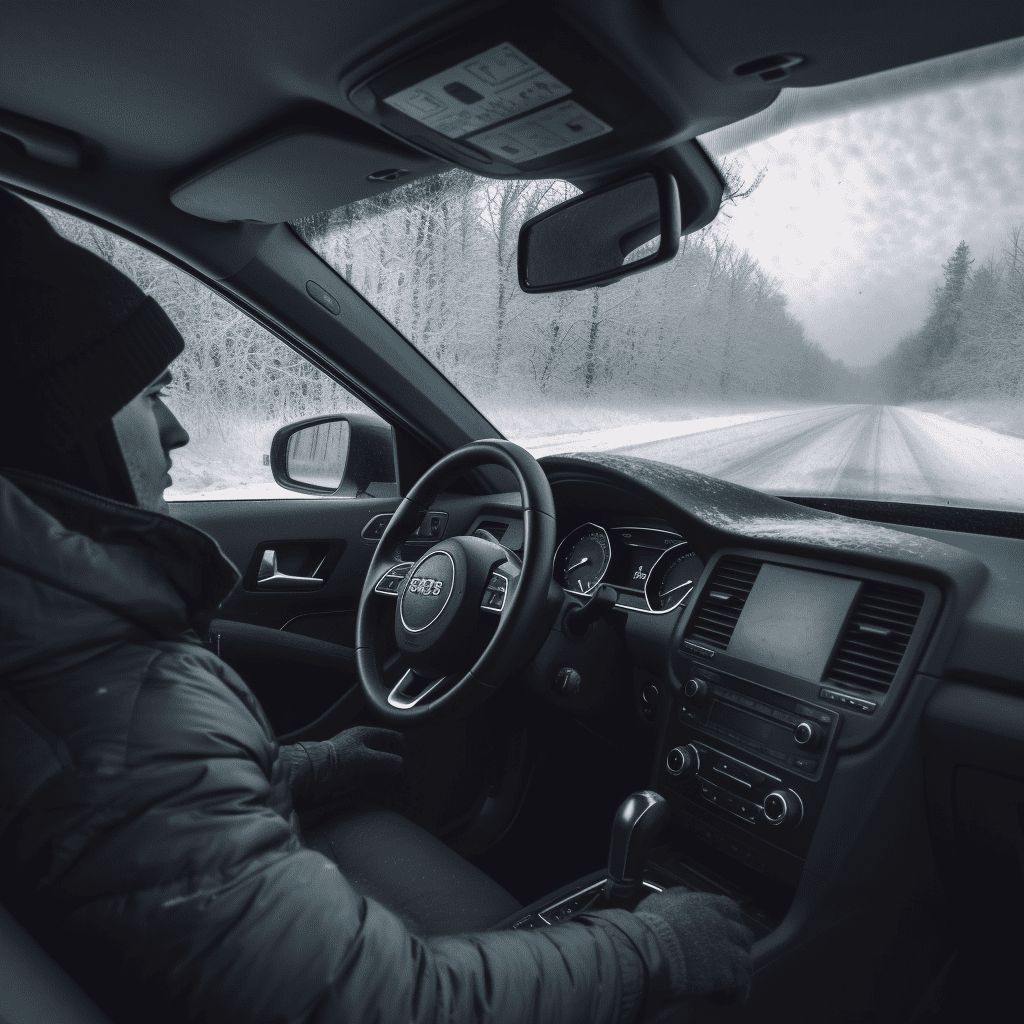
387;668;454;709
480;559;521;615
374;560;414;596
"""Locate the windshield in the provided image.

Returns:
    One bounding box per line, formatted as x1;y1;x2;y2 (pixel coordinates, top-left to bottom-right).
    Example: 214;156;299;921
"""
293;50;1024;514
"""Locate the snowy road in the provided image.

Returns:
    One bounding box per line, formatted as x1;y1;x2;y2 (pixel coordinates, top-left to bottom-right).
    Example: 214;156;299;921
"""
168;404;1024;508
608;404;1024;510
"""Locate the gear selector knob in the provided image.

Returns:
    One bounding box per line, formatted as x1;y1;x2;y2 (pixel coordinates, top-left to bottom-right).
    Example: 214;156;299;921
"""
608;790;670;887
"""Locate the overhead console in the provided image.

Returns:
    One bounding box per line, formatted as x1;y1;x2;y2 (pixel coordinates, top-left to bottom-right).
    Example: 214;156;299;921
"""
654;549;941;886
340;1;734;226
349;25;660;178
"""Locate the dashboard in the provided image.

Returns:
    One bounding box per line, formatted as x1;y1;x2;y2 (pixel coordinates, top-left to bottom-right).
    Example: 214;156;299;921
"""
540;497;942;889
435;449;1023;970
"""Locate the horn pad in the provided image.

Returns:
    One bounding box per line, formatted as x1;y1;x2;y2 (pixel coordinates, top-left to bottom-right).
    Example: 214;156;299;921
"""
394;536;505;677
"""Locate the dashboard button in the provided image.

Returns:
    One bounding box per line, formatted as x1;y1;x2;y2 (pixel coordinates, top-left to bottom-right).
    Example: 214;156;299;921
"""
666;744;699;778
683;678;709;703
794;720;824;749
796;703;831;725
763;789;803;829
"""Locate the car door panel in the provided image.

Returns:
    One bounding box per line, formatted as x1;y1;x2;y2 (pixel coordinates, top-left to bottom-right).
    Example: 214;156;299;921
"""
173;496;401;734
173;496;401;627
209;616;362;738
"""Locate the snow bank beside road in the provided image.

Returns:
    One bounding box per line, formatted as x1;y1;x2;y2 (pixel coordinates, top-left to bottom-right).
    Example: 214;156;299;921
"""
518;408;805;459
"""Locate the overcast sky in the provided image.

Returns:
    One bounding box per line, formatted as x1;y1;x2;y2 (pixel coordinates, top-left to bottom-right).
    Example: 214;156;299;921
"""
702;66;1024;368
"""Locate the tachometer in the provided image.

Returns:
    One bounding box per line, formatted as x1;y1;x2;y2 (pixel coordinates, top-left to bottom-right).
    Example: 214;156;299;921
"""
645;545;704;612
555;523;611;595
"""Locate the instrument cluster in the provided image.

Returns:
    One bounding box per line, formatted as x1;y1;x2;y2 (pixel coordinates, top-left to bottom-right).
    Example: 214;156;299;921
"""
554;522;704;615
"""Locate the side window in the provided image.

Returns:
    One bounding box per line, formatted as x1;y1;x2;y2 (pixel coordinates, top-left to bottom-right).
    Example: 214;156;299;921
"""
38;205;394;500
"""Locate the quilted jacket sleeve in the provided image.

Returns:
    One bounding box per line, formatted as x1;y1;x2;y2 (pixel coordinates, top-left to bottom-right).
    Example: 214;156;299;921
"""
46;645;674;1024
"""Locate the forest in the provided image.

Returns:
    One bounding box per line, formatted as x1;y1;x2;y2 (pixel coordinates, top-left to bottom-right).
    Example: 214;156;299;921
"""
294;169;855;436
871;232;1024;408
38;171;1022;498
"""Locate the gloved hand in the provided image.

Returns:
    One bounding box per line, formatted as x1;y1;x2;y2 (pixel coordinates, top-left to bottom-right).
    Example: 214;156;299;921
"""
279;726;405;809
634;888;754;1003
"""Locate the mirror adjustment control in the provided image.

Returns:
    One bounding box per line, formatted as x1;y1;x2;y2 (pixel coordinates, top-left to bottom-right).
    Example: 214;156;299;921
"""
763;789;803;829
683;677;709;703
794;721;824;749
666;743;699;778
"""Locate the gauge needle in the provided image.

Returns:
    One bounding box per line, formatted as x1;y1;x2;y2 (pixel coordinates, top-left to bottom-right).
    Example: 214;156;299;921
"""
660;580;693;598
566;557;589;573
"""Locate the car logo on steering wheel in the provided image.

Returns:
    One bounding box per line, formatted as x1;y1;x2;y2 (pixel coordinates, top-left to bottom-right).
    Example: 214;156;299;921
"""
408;577;444;596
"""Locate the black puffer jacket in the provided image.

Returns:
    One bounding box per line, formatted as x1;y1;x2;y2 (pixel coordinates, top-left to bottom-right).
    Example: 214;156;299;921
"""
0;470;676;1024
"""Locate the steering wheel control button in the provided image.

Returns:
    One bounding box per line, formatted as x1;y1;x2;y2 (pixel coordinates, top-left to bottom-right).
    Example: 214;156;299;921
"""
400;551;456;632
480;572;508;613
683;677;709;703
374;562;413;594
666;744;699;778
762;789;803;829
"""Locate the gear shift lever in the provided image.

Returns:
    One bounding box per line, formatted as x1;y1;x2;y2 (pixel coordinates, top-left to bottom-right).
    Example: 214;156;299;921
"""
603;790;670;908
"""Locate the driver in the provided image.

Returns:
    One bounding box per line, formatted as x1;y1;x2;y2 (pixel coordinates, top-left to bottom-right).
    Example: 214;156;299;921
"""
0;188;752;1023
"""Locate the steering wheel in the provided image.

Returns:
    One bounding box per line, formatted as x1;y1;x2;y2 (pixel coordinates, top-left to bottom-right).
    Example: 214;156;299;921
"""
356;439;557;725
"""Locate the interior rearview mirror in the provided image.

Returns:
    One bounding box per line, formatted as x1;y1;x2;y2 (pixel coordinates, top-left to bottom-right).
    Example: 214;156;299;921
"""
270;413;399;497
518;170;681;293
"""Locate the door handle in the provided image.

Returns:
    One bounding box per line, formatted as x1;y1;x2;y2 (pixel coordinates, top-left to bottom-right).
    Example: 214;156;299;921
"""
257;549;326;589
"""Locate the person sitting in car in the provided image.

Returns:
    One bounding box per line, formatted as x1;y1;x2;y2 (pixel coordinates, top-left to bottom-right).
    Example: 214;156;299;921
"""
0;188;752;1024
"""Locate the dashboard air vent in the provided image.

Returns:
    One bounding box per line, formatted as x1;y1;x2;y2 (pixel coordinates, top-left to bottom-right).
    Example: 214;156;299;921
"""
686;556;762;651
826;583;925;693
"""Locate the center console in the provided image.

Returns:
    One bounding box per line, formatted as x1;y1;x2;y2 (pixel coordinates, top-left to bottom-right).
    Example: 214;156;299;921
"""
654;665;837;885
649;547;939;890
497;545;940;943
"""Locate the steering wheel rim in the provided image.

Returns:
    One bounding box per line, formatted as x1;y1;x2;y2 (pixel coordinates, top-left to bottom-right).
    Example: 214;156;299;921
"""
356;439;556;725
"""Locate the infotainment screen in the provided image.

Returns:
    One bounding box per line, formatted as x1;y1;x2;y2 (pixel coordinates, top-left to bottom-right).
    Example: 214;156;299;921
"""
726;564;861;681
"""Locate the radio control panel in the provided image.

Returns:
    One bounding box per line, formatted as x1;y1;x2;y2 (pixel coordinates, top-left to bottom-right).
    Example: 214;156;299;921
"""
675;673;836;780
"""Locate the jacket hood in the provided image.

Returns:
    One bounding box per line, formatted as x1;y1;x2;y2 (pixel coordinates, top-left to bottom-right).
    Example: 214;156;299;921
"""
0;469;239;678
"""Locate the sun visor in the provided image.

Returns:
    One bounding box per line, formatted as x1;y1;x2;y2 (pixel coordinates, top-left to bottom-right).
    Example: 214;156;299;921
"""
170;127;447;223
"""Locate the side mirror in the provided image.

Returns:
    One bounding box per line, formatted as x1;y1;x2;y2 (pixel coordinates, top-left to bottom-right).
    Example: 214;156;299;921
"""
517;169;681;293
270;413;399;497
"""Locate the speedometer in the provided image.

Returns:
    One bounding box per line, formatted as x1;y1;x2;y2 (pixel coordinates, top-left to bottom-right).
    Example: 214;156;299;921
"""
645;545;704;611
555;523;611;595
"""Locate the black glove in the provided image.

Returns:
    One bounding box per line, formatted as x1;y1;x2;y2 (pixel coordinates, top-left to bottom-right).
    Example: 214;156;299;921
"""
635;888;754;1003
279;726;405;808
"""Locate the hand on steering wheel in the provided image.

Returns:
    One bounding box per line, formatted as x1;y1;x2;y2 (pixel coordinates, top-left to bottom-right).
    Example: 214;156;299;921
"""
356;439;557;724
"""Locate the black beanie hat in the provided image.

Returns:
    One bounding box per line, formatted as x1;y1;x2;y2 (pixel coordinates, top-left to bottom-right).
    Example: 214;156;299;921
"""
0;188;185;453
0;189;185;502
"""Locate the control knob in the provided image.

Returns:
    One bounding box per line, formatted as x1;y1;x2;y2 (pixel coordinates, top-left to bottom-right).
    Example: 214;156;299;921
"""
683;678;709;703
666;744;699;778
794;721;824;750
762;789;803;829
